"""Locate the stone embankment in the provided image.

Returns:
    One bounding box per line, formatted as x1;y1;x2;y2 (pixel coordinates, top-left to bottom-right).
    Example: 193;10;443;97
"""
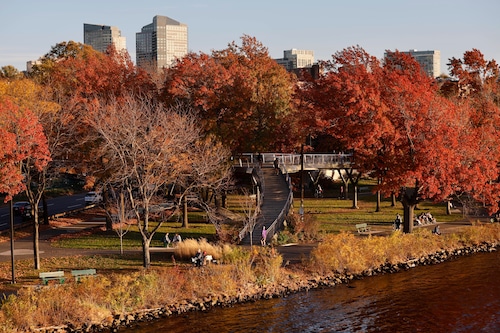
33;241;498;333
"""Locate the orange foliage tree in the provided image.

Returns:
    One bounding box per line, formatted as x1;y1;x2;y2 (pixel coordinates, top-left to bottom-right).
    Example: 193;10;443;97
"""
300;46;499;232
162;35;302;153
0;97;51;268
32;42;154;183
445;49;500;214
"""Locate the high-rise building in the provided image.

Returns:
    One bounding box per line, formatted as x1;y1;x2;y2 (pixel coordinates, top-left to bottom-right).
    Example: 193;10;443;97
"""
401;49;441;78
275;49;315;71
84;23;126;53
136;15;188;70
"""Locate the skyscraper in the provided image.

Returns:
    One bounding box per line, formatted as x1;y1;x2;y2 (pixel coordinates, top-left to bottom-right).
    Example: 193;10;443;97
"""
403;49;441;78
136;15;188;70
275;49;315;71
83;23;126;53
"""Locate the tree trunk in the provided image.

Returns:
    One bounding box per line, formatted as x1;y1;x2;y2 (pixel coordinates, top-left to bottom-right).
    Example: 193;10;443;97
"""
376;190;381;212
446;200;452;215
104;187;113;231
401;186;420;233
352;185;359;209
33;213;40;270
402;201;415;234
222;192;226;208
375;177;381;212
42;193;49;225
391;192;396;207
142;237;152;268
344;168;360;209
182;196;189;228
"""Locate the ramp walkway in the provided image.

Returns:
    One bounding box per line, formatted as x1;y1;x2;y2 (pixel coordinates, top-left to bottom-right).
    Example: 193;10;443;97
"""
240;166;291;246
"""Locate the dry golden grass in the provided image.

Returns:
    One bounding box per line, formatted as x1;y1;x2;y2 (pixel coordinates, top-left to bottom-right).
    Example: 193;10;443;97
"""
311;223;500;275
0;243;286;332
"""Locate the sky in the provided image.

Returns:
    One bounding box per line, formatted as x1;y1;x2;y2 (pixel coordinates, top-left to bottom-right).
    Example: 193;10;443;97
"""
1;0;499;76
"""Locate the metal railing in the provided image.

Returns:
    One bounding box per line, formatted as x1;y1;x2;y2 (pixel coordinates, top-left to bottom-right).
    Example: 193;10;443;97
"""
237;163;265;241
235;152;353;171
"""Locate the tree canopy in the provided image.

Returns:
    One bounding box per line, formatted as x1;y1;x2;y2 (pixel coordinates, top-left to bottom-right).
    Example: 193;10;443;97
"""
162;35;302;152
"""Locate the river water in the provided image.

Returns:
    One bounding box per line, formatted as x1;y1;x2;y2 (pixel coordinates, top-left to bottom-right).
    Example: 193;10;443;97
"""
124;250;499;333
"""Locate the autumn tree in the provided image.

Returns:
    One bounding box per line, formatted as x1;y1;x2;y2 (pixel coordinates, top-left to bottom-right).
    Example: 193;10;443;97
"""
299;46;387;209
0;78;60;224
376;51;485;232
300;46;496;232
0;65;23;79
444;49;500;215
89;95;231;268
0;97;51;267
31;42;155;230
162;35;302;153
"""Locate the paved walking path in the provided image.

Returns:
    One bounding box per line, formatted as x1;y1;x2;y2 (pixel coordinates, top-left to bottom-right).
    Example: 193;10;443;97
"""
240;166;290;246
0;218;110;262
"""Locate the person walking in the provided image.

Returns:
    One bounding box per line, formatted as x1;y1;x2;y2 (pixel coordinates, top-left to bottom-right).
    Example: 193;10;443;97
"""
163;233;171;247
261;226;267;246
395;213;402;230
273;158;280;175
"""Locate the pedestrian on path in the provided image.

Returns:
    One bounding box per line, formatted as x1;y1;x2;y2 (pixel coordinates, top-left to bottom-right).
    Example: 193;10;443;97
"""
261;226;267;246
163;233;171;247
273;158;280;175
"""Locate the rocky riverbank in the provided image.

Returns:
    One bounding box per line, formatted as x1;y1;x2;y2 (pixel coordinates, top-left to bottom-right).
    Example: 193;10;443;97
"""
31;241;498;333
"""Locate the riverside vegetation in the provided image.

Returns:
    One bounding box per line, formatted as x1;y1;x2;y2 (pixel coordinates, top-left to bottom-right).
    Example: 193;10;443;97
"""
0;197;499;332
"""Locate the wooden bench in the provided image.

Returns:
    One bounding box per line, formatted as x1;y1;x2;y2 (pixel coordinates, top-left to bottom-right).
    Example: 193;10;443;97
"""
71;269;97;282
355;223;371;234
39;271;65;285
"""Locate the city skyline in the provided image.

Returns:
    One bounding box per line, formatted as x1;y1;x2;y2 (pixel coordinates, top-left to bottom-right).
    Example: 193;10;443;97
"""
1;0;499;75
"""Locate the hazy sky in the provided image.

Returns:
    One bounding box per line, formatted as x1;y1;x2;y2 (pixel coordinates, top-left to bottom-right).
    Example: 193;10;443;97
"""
1;0;499;75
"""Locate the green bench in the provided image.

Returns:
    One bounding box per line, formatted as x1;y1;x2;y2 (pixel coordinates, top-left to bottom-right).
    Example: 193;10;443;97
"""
71;269;97;282
39;271;65;285
355;223;371;234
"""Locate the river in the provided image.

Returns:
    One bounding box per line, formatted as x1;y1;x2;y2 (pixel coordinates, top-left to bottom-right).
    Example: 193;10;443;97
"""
123;250;499;332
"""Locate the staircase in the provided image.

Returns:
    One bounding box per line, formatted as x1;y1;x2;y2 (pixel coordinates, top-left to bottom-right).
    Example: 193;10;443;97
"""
241;166;290;245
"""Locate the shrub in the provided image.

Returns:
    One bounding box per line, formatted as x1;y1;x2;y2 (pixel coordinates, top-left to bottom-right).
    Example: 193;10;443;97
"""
285;213;320;241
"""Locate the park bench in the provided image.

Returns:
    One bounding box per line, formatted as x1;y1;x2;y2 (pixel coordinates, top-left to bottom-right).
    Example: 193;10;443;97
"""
71;269;97;282
355;223;371;234
39;271;65;285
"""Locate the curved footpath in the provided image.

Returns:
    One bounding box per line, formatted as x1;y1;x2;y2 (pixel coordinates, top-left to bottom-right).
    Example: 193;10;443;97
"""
0;213;485;264
0;218;318;264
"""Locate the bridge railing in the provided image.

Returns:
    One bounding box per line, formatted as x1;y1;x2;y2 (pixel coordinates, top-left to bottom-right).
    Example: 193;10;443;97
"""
237;165;265;242
235;153;353;169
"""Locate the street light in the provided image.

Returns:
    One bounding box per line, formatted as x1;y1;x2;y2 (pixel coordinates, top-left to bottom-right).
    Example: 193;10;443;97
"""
300;144;304;220
10;199;15;284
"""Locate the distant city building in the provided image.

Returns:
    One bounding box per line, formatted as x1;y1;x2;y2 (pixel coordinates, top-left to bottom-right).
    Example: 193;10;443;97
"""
385;49;441;78
275;49;315;71
26;59;42;73
84;23;127;53
136;15;188;70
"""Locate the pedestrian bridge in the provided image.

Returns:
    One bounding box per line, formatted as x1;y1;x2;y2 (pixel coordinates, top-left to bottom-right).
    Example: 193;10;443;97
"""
235;152;355;245
234;152;353;173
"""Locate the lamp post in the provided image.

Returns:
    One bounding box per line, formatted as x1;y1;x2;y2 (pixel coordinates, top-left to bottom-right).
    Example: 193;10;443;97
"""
10;200;15;284
300;144;304;220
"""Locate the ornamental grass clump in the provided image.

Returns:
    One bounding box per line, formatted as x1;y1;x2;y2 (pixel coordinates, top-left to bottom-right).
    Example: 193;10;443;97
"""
174;238;223;261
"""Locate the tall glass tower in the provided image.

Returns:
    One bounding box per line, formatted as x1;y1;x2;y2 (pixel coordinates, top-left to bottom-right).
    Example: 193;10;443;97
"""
84;23;126;53
136;15;188;70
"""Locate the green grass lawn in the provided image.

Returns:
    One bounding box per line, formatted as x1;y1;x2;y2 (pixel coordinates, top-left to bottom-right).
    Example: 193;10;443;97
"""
54;220;217;249
295;190;466;233
52;189;467;249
